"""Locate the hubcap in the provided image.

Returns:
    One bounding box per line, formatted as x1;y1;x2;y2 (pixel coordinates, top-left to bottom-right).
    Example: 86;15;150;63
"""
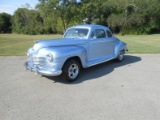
68;64;79;79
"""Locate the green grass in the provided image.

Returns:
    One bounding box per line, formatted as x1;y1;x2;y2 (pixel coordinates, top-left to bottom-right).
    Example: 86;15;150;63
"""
0;34;160;56
116;34;160;54
0;34;62;56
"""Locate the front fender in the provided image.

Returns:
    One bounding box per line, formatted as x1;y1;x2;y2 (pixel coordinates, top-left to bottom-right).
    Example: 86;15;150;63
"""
38;46;87;69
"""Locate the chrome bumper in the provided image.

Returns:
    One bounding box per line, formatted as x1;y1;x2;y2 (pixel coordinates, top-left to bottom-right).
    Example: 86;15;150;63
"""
25;62;62;76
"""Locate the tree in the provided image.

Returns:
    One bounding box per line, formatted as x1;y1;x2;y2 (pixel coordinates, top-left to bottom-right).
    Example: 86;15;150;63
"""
48;0;78;32
11;0;160;34
36;0;79;33
0;13;12;33
12;8;43;34
107;0;160;34
36;0;57;34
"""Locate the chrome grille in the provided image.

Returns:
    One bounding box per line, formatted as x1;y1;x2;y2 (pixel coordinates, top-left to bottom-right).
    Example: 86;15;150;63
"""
32;57;46;65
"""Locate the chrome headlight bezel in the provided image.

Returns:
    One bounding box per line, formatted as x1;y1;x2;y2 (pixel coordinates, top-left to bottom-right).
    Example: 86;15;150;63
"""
26;52;30;57
46;53;53;62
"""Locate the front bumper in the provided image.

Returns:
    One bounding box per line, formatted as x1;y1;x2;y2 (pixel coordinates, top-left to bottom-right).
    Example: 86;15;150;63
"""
25;62;62;76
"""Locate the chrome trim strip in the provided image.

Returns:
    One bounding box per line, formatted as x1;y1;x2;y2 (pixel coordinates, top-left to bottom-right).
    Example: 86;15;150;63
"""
88;57;116;67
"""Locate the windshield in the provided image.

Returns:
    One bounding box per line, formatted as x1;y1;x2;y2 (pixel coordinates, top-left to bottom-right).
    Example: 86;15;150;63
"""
64;28;89;39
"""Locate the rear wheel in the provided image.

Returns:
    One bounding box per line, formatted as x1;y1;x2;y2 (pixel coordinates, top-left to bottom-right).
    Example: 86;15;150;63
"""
117;51;124;62
62;60;80;82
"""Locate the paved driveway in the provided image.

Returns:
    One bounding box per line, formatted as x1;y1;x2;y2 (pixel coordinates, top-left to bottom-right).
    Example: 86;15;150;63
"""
0;54;160;120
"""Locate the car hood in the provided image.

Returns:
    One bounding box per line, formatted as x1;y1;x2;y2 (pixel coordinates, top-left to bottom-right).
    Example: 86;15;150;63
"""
33;38;87;52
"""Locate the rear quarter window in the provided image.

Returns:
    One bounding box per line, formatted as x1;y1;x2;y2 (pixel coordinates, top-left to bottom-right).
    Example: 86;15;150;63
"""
106;30;112;37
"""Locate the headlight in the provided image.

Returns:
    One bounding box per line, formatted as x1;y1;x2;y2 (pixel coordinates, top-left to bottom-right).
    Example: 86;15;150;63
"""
26;52;29;56
26;50;30;56
46;54;53;62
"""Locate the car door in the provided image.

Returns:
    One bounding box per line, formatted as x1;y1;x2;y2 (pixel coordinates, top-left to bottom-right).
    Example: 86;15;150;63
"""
105;30;117;55
88;29;116;63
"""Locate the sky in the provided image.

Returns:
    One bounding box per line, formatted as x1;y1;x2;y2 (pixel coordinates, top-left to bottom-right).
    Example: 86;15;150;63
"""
0;0;39;15
0;0;80;15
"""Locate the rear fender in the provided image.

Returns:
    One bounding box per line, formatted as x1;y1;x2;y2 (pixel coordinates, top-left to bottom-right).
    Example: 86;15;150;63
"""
114;41;127;57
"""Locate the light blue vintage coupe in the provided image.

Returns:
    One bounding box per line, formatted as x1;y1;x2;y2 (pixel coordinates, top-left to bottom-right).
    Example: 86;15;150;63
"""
25;24;127;82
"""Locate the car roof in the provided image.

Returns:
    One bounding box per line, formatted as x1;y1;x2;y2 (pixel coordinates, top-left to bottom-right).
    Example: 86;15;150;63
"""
71;24;109;30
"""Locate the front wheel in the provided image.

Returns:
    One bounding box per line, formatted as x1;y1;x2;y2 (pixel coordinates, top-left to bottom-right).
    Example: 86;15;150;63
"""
62;60;80;82
117;51;124;62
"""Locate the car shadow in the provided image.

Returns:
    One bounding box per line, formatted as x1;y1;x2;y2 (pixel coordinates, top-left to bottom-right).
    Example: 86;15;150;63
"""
45;55;141;84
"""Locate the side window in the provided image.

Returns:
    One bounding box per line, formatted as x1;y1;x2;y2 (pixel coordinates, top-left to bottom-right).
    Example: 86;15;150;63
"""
106;30;112;37
91;29;106;39
96;29;106;38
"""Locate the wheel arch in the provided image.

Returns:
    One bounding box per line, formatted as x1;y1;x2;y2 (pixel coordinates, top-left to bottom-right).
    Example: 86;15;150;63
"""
114;41;127;57
62;56;83;69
